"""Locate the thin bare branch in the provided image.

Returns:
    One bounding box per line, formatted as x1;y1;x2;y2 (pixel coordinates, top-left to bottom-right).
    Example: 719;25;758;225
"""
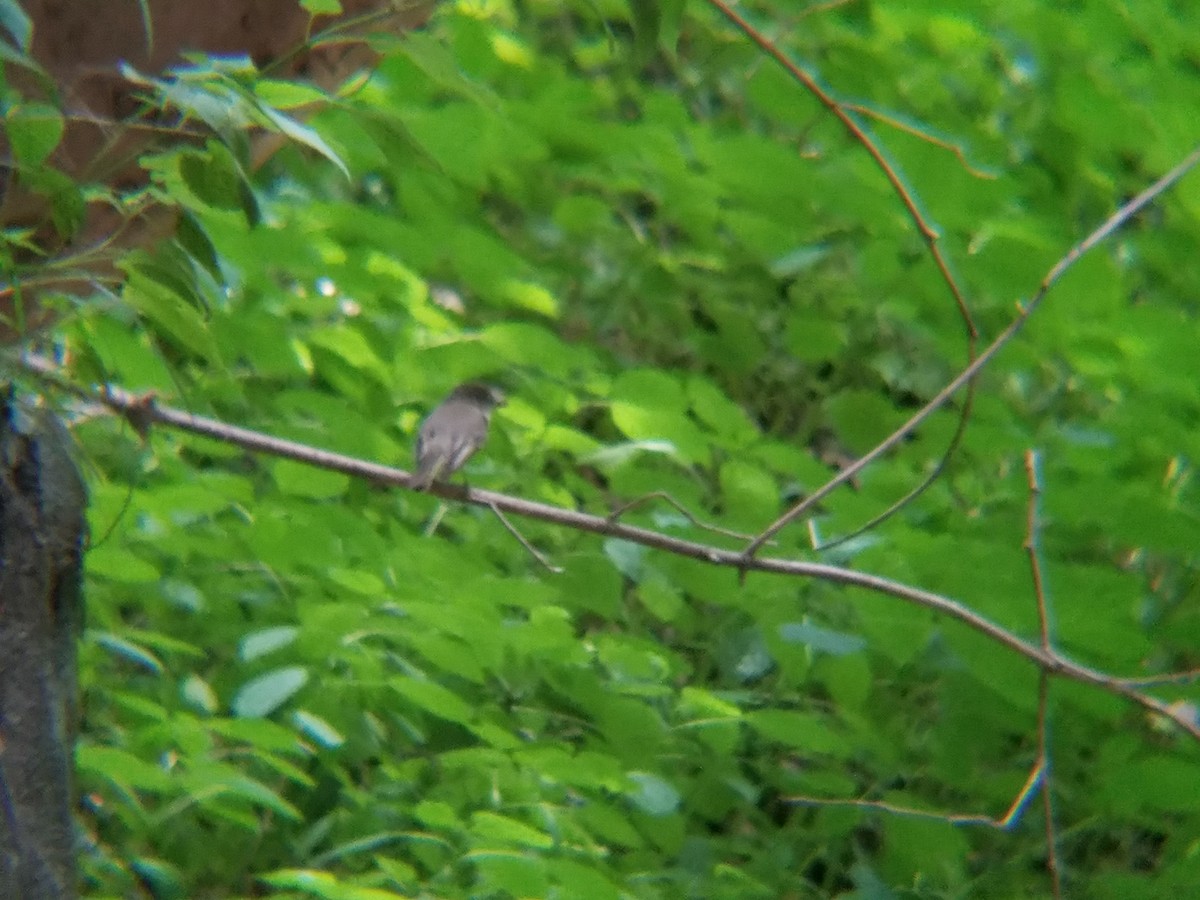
20;356;1200;744
421;502;448;538
1038;671;1061;897
703;0;975;326
998;761;1048;830
785;762;1044;828
1114;669;1200;688
813;399;972;552
607;491;760;543
704;0;986;561
1024;449;1062;897
488;501;564;574
842;102;998;180
1024;450;1052;649
783;750;1047;853
744;144;1200;557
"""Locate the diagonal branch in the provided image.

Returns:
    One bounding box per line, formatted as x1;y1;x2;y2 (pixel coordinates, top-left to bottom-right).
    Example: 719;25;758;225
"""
743;143;1200;557
487;501;564;574
20;354;1200;744
706;0;984;553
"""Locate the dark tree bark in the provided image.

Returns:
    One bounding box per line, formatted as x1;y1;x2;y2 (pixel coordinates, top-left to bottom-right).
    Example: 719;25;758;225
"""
0;392;87;900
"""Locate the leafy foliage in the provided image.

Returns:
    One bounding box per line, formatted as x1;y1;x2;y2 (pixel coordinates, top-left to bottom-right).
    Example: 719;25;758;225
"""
6;0;1200;897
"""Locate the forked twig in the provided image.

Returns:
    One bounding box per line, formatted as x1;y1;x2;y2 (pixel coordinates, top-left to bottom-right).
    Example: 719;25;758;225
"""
703;0;986;555
812;405;972;553
783;453;1065;888
607;491;761;543
743;144;1200;557
842;102;998;180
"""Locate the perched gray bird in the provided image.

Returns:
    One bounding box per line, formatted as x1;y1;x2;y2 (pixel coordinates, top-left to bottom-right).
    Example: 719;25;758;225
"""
412;382;505;490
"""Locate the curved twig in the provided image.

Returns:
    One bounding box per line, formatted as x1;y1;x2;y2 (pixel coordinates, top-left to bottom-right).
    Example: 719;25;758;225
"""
744;144;1200;557
703;0;983;554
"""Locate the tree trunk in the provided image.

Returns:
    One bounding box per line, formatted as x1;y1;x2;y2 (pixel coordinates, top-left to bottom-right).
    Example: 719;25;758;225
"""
0;392;87;900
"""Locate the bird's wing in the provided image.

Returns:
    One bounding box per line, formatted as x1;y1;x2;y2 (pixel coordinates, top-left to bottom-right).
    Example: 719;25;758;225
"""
414;404;488;486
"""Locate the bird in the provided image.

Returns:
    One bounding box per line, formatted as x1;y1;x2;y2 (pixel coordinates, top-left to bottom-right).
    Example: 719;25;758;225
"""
412;381;506;490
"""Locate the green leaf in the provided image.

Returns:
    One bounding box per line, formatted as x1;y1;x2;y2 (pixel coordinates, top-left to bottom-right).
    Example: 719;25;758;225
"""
414;799;459;830
610;369;709;463
86;545;160;582
271;458;350;499
784;314;846;363
77;746;172;793
129;859;184;900
745;710;851;756
480;321;581;376
547;859;621;900
120;263;219;361
91;632;164;674
1104;756;1200;815
496;279;559;317
182;675;219;715
470;812;554;849
468;853;549;898
657;0;686;58
21;166;84;238
122;63;252;136
0;0;30;49
239;626;300;661
255;78;330;109
292;710;345;749
181;762;303;821
638;578;683;621
179;142;259;222
778;622;868;656
627;0;661;63
233;666;310;718
678;686;743;721
391;30;495;106
604;538;646;580
718;459;777;525
257;103;350;180
300;0;343;16
175;211;223;277
627;772;680;816
392;678;475;726
687;375;759;445
5;102;64;167
260;868;409;899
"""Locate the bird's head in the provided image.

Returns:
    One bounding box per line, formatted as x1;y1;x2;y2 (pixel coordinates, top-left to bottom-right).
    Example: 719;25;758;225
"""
450;382;506;409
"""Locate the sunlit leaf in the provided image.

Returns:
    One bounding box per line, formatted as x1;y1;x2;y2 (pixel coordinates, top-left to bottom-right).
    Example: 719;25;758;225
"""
233;667;310;718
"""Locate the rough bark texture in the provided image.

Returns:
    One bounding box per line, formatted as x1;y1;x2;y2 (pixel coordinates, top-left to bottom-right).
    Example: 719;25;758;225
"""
0;393;87;900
